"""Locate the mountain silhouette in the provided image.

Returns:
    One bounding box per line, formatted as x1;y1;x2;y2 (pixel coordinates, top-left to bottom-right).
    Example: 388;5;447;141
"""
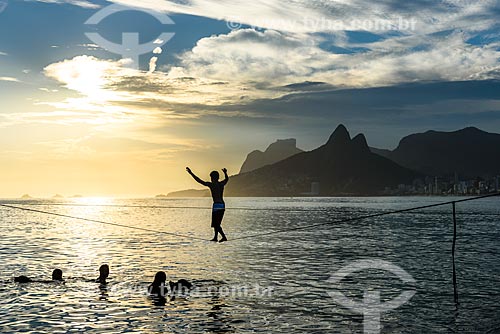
372;127;500;178
239;139;303;174
166;189;210;197
226;125;419;196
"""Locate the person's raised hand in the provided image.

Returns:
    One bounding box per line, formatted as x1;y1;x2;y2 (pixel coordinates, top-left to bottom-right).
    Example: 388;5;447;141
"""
186;167;192;173
222;168;227;174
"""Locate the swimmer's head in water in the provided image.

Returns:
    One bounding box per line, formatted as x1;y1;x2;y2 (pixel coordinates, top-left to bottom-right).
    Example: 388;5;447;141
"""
210;170;219;181
99;264;109;279
153;271;167;285
52;269;63;281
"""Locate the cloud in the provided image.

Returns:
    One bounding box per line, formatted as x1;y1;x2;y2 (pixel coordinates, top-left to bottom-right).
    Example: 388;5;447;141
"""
33;0;100;9
175;29;330;84
42;54;280;109
172;29;500;89
43;55;135;98
39;56;260;131
35;0;500;97
40;56;157;131
235;80;500;120
77;43;101;51
0;51;7;56
39;87;59;92
39;27;500;126
148;56;158;73
0;76;20;82
113;0;498;34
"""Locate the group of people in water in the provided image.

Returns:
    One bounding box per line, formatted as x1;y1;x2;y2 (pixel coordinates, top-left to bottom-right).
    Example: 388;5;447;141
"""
14;264;110;285
13;264;192;302
12;167;224;305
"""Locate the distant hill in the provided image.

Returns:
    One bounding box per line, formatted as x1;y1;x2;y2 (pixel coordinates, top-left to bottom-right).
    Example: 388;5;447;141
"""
225;125;419;196
240;139;303;174
21;194;32;199
167;189;210;198
372;127;500;178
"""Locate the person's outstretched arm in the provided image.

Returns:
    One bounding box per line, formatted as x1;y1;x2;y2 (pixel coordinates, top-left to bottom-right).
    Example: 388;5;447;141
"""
186;167;210;186
221;168;229;186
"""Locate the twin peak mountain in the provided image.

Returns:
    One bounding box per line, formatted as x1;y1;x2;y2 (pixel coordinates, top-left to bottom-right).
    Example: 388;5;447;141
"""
225;125;417;196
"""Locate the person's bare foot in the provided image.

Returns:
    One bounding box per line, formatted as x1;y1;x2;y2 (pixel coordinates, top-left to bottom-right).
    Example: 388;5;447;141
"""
219;237;227;243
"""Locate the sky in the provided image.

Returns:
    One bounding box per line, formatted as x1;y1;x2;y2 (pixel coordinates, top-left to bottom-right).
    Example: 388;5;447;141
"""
0;0;499;198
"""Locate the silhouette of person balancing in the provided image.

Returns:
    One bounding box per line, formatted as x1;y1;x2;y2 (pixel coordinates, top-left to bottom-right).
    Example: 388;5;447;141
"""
186;167;229;242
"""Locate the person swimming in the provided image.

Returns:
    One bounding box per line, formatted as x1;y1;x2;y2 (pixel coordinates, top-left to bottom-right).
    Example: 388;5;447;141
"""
96;264;109;284
148;272;192;299
14;269;64;283
186;167;229;242
169;278;193;293
51;269;63;281
148;271;167;297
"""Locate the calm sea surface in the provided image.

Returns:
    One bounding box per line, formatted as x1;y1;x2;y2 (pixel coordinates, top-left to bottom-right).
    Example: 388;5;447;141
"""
0;197;499;333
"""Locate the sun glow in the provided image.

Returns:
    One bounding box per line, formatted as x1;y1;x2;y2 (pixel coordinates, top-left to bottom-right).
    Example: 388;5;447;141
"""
71;196;115;206
43;55;133;100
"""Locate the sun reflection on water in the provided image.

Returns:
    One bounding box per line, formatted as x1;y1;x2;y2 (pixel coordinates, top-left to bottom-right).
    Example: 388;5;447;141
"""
70;197;115;206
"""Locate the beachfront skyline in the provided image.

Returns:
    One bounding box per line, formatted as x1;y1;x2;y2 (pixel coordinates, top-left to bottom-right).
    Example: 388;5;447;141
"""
1;0;499;197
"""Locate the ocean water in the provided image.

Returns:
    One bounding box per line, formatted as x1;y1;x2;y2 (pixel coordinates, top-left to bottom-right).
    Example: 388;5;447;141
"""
0;196;499;333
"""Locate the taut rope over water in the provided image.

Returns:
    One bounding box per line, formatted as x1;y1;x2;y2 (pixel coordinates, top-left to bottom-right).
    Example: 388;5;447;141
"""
1;192;499;241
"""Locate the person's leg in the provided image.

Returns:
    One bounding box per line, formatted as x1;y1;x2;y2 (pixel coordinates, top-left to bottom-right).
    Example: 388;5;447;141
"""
218;210;227;242
218;226;227;241
211;211;219;241
211;227;218;241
